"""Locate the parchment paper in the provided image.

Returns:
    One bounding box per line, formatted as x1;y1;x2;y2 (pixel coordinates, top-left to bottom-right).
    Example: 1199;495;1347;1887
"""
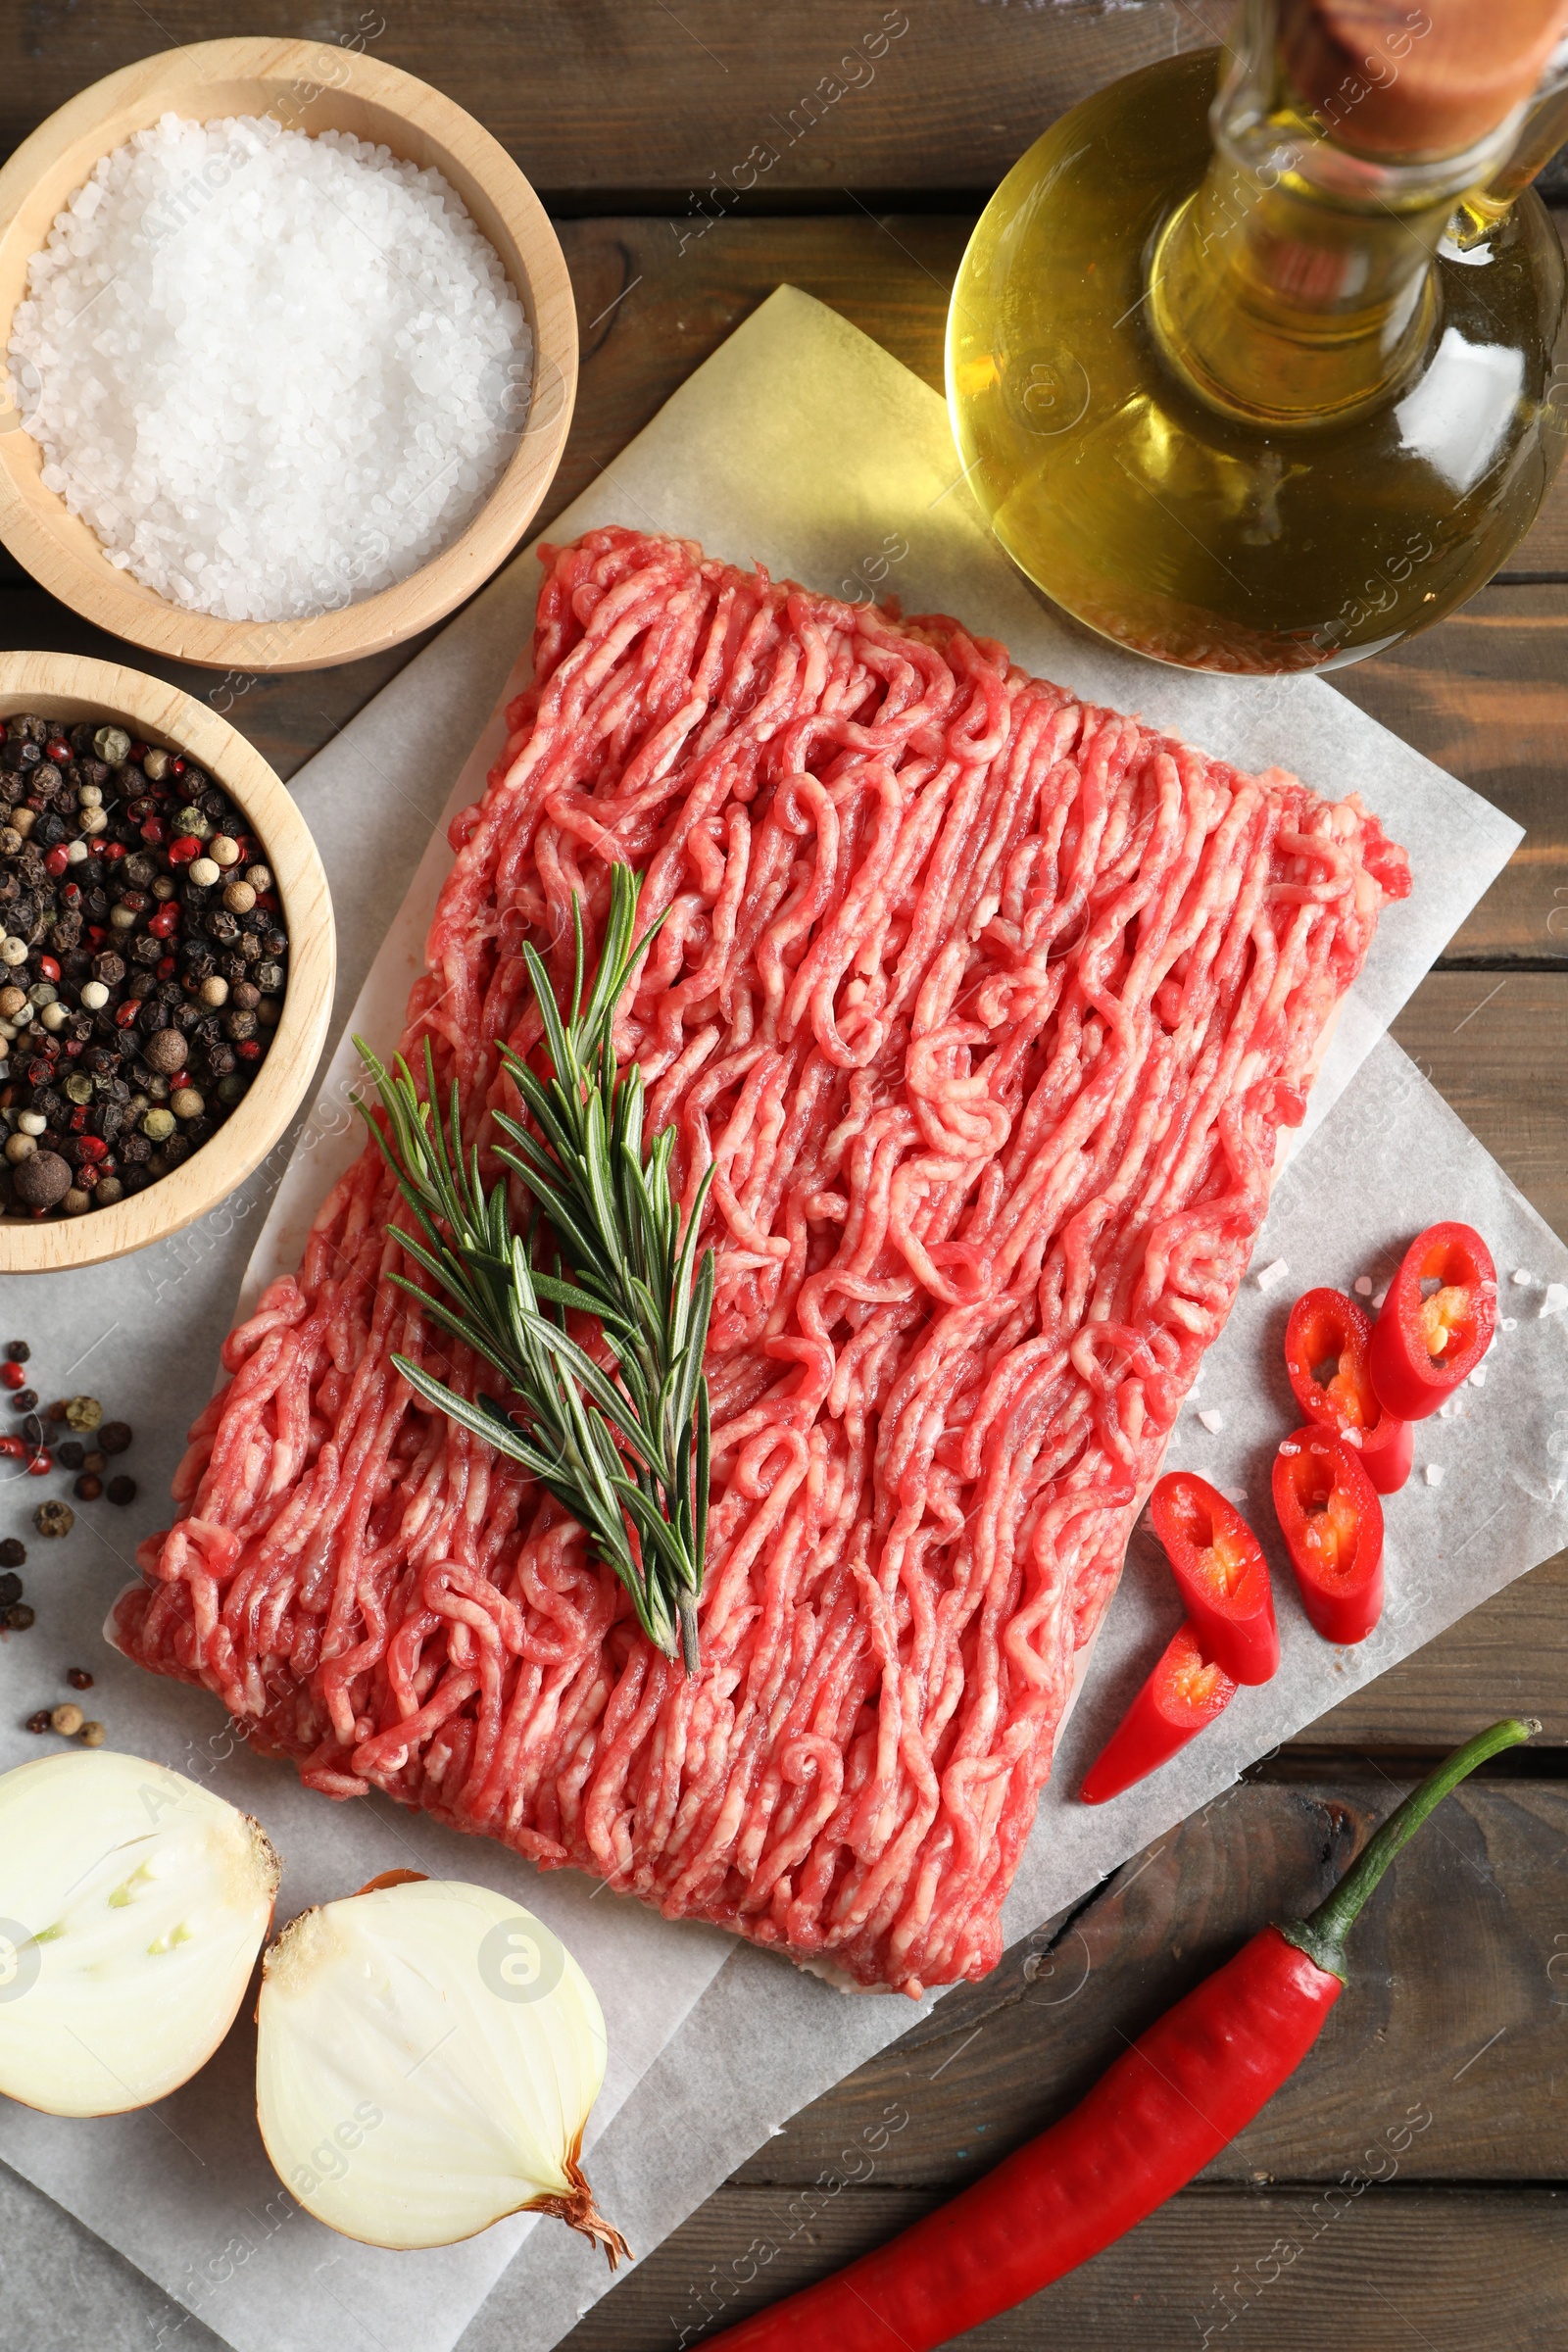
1;288;1563;2352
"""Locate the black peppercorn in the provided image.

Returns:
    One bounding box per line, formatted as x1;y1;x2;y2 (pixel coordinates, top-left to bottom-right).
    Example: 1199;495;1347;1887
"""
107;1474;137;1505
9;1389;37;1413
4;1341;29;1362
0;1539;25;1568
56;1441;84;1469
5;1603;35;1631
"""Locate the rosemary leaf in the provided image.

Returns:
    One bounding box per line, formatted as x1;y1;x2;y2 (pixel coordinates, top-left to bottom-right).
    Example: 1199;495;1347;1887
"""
353;864;716;1670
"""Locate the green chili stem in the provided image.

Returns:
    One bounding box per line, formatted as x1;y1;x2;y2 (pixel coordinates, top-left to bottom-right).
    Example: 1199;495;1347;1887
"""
1279;1716;1540;1983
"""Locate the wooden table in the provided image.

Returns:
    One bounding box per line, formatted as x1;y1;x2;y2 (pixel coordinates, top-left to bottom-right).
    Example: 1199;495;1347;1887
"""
4;7;1567;2347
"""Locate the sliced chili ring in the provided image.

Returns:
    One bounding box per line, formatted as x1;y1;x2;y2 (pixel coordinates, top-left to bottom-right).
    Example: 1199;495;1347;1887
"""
1149;1473;1279;1686
1284;1286;1412;1494
1271;1427;1385;1647
1367;1221;1496;1422
1079;1620;1237;1804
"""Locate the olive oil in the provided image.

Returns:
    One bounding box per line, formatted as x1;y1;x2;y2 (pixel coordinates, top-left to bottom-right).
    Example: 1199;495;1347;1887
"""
947;46;1568;673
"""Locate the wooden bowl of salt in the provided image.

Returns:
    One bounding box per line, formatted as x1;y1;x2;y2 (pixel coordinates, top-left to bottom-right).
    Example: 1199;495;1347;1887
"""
0;40;577;674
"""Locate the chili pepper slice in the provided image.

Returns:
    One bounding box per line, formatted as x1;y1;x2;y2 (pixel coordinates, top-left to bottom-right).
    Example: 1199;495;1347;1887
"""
1272;1427;1384;1644
1078;1620;1237;1804
705;1719;1537;2352
1149;1472;1278;1685
1283;1286;1412;1494
1367;1220;1497;1422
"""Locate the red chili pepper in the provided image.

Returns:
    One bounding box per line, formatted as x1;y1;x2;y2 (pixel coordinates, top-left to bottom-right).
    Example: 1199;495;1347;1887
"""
1149;1473;1278;1685
1078;1621;1236;1804
1368;1220;1496;1422
1272;1427;1384;1644
1284;1287;1411;1494
706;1721;1536;2352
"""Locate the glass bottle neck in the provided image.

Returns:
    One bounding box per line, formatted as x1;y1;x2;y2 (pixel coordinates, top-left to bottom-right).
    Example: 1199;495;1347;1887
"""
1148;3;1526;427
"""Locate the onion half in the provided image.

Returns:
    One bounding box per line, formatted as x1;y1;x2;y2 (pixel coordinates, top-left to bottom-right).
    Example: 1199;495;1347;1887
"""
255;1876;628;2260
0;1748;279;2117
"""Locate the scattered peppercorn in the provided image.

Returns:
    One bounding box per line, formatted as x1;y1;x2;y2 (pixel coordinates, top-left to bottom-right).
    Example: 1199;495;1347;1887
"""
5;1340;29;1362
74;1473;103;1500
50;1701;83;1736
79;1719;106;1747
56;1440;84;1470
106;1474;137;1505
0;1573;21;1605
99;1421;132;1454
33;1499;73;1537
66;1666;93;1690
64;1395;103;1431
24;1708;50;1733
4;1603;35;1630
0;1537;24;1567
8;1388;36;1413
0;1361;24;1390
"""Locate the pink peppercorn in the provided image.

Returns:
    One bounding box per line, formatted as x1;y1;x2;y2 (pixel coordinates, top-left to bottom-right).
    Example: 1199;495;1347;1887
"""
0;1363;25;1391
26;1452;52;1476
168;836;202;866
45;847;70;878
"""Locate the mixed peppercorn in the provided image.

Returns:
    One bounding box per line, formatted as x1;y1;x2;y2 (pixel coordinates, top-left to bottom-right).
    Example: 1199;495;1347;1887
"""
0;711;287;1217
2;1335;140;1758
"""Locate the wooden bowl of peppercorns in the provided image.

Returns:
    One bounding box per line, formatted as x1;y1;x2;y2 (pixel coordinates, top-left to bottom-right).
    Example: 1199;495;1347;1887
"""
0;650;333;1270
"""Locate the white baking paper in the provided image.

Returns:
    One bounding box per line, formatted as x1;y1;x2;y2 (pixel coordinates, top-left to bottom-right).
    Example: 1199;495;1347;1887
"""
1;289;1561;2352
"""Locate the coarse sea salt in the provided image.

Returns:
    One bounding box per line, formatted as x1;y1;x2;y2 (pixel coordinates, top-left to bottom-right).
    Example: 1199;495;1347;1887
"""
6;115;534;623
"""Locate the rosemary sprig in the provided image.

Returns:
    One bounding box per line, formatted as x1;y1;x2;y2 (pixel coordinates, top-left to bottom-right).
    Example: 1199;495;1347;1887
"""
355;866;715;1672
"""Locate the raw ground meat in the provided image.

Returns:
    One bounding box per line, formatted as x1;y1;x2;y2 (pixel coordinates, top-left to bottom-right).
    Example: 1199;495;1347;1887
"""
114;527;1410;1994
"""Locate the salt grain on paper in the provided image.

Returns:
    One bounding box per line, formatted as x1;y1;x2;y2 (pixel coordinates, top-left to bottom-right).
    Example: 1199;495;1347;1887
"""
1372;1290;1387;1309
7;115;533;623
1353;1275;1374;1296
1542;1284;1568;1320
1254;1257;1290;1293
1198;1409;1226;1434
1512;1269;1534;1286
1425;1463;1446;1487
1502;1316;1517;1331
1470;1365;1488;1388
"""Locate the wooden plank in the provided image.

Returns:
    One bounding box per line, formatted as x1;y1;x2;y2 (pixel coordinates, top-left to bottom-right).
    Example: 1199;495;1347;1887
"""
710;1777;1568;2192
1309;1552;1568;1746
561;2183;1568;2349
1390;969;1568;1234
1332;592;1568;964
0;2;1220;203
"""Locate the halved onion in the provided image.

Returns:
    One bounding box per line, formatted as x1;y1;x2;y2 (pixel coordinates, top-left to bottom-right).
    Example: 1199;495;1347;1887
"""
255;1875;628;2261
0;1747;279;2116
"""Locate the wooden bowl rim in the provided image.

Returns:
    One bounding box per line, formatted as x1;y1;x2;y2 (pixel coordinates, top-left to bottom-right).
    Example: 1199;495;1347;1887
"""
0;37;577;674
0;649;335;1271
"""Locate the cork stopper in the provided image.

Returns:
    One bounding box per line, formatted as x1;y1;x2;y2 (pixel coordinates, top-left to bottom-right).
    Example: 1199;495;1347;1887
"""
1281;0;1568;158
